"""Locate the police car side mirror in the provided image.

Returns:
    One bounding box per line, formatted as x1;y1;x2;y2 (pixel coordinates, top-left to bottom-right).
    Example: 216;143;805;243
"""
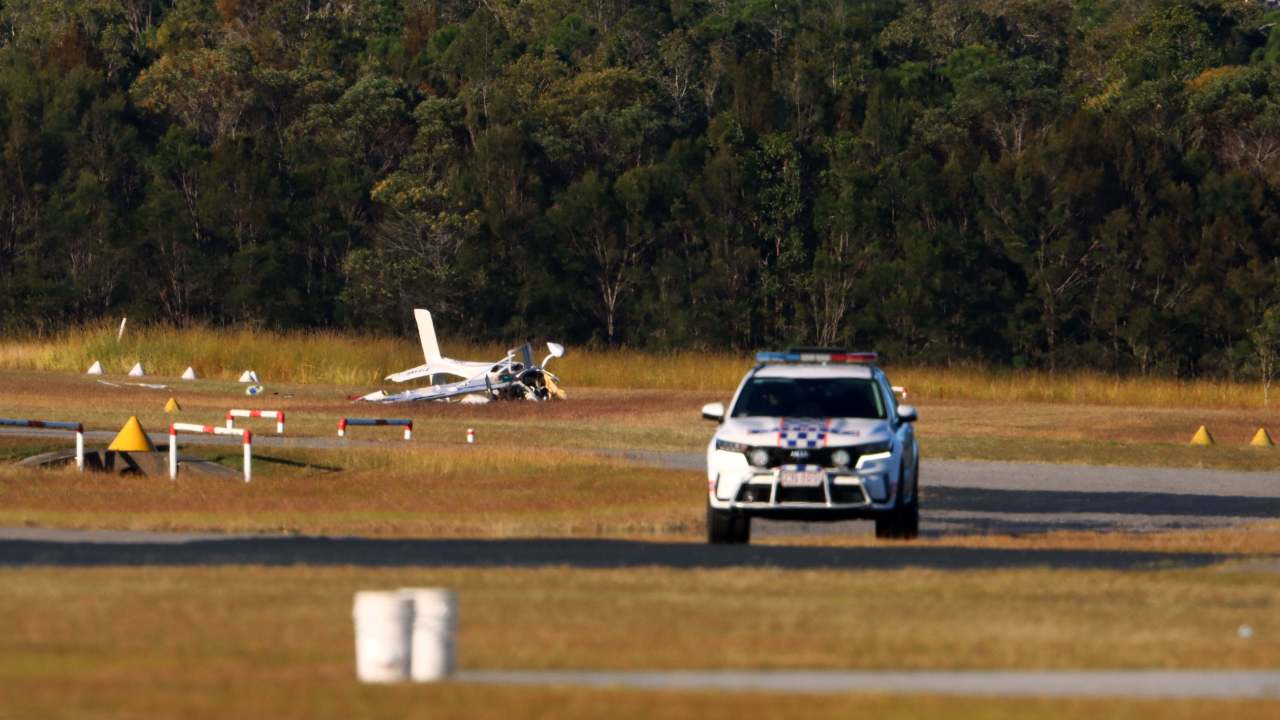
897;404;918;423
701;402;725;422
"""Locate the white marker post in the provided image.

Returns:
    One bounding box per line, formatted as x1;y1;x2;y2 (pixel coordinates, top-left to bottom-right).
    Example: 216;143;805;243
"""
226;409;285;434
169;423;253;483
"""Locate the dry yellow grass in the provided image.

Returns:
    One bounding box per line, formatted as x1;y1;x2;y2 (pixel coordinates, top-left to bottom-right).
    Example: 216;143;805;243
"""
0;448;704;537
1;565;1277;719
5;323;1280;405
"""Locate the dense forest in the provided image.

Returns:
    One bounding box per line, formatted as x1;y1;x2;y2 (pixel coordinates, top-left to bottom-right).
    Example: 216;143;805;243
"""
5;1;1280;374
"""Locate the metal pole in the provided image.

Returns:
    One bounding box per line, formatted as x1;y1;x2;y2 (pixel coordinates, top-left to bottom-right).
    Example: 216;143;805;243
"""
277;412;285;435
168;425;178;480
242;431;252;483
75;427;84;471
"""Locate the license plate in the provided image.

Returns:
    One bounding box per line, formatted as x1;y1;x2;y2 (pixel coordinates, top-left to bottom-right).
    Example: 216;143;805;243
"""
778;470;825;487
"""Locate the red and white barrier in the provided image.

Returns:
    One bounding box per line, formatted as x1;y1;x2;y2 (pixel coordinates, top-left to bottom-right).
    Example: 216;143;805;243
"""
169;423;253;483
226;409;285;434
892;386;908;400
338;417;413;441
0;418;84;471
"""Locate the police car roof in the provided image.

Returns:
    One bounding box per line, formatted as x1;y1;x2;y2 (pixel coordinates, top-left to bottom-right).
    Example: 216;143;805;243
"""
752;363;875;380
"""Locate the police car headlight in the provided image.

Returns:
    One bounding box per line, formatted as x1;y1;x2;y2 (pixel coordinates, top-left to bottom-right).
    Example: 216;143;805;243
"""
859;440;893;456
830;449;851;468
747;448;771;467
715;439;749;453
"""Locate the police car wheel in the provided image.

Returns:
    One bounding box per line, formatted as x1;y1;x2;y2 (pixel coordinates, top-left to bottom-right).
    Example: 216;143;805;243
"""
707;502;750;544
875;461;919;540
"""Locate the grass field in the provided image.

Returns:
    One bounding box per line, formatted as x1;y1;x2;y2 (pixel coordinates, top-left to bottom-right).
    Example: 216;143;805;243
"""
0;448;703;537
4;366;1280;469
3;334;1280;718
6;322;1280;407
5;455;1280;553
1;565;1277;719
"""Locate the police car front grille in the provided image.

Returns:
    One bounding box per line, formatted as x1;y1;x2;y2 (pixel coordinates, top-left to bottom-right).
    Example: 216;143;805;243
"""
775;486;826;504
763;448;833;467
736;485;773;503
829;485;867;505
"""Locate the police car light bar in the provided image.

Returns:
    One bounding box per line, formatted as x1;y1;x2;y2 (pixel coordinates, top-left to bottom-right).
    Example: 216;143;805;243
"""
756;351;879;364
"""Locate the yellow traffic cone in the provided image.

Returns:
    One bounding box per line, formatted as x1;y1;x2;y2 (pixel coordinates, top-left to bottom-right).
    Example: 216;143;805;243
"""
108;416;155;452
1250;427;1275;448
1189;425;1215;446
164;397;181;413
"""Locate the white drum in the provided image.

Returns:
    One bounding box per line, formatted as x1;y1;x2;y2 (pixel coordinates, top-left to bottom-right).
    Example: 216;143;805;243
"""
351;591;413;683
402;588;457;682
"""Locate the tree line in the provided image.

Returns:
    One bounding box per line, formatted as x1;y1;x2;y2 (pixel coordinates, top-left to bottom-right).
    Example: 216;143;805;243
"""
4;0;1280;376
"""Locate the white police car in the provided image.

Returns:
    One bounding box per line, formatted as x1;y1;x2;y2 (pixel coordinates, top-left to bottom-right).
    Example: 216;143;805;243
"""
701;350;919;544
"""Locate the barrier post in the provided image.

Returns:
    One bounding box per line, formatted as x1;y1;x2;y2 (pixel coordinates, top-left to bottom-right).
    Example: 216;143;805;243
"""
168;424;178;480
170;423;253;482
242;430;253;483
0;418;86;472
338;418;413;441
227;409;285;435
75;425;84;471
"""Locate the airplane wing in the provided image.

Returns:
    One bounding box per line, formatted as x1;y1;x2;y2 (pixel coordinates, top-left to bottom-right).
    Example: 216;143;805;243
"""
386;365;434;383
386;359;501;383
360;375;495;403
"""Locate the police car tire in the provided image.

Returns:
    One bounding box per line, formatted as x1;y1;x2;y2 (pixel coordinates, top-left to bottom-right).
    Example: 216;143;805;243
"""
896;461;920;539
707;503;750;544
733;513;751;544
894;499;920;540
876;462;919;540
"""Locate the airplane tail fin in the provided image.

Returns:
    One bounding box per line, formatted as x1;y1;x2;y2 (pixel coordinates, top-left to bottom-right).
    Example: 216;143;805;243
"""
415;309;442;363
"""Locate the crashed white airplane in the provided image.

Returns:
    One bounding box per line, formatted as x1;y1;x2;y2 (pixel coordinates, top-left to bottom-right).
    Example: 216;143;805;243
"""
356;309;566;404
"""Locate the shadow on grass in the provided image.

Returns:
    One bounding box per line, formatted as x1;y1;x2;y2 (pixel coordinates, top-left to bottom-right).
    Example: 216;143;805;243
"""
926;487;1280;518
252;454;343;472
191;452;343;473
0;534;1226;571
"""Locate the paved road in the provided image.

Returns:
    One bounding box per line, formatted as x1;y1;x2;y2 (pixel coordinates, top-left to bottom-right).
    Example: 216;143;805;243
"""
456;669;1280;699
602;450;1280;535
0;528;1230;570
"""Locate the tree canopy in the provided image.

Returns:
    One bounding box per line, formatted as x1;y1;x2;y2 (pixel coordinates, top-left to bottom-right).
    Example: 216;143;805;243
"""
3;0;1280;375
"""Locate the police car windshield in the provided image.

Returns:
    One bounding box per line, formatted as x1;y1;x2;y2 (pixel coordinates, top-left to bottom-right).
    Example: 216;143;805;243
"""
731;377;886;419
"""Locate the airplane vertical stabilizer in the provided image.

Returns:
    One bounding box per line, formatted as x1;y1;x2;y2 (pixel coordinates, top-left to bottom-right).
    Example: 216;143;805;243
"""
415;309;442;363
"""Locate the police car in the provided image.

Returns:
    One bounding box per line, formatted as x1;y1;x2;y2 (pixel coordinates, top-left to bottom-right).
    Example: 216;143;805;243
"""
701;350;919;544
